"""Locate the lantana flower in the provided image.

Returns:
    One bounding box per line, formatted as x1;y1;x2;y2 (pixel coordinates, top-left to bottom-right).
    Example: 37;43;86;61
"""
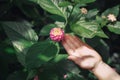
107;14;117;22
81;8;88;14
50;27;64;42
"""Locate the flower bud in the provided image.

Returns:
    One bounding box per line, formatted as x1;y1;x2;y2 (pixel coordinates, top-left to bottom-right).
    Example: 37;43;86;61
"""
50;27;64;42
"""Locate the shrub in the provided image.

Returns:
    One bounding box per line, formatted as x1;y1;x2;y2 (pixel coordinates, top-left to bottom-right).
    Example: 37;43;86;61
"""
0;0;120;80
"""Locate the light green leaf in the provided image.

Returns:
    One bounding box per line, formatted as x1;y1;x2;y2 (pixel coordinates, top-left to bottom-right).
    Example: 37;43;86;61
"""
25;41;59;69
29;0;67;20
96;30;108;38
74;0;96;4
96;16;108;27
71;21;99;38
107;22;120;34
58;1;71;7
50;54;68;63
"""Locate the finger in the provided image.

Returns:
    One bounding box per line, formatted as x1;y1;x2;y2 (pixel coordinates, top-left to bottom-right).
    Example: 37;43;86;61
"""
62;39;74;55
64;34;78;50
69;35;83;48
67;35;89;57
74;36;94;49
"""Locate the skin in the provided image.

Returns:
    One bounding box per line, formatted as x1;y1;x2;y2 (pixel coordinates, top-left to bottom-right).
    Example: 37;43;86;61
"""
62;34;120;80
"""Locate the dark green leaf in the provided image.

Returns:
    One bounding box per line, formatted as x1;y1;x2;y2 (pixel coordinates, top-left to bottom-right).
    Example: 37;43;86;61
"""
29;0;67;19
49;14;65;22
39;24;56;36
26;70;37;80
18;4;41;19
2;21;38;66
86;9;99;19
107;22;120;34
2;21;38;52
7;71;27;80
39;60;81;80
86;37;109;62
25;41;59;69
102;5;119;17
66;72;84;80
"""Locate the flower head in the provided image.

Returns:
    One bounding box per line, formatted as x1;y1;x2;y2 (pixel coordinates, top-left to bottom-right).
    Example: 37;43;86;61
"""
63;74;67;79
81;8;88;14
107;14;117;22
50;27;64;42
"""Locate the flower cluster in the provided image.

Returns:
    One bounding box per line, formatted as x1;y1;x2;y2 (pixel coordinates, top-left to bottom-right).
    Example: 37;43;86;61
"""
81;8;88;14
107;14;117;22
50;27;64;42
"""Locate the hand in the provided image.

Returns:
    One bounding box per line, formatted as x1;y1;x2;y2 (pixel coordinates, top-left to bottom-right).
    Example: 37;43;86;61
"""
62;34;102;70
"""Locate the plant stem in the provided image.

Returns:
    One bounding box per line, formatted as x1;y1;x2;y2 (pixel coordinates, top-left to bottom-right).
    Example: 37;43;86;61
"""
68;5;75;20
64;5;75;28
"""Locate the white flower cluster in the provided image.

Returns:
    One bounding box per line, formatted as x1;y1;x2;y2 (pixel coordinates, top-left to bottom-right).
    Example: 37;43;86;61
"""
107;14;117;22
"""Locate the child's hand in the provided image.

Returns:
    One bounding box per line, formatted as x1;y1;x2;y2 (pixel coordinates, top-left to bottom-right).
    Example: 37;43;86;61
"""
62;34;102;70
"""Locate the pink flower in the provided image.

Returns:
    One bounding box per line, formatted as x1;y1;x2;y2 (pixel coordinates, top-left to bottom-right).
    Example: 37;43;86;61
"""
34;76;38;80
63;74;67;79
50;27;64;42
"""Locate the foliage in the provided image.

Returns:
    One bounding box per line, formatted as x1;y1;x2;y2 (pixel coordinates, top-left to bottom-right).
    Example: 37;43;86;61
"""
0;0;120;80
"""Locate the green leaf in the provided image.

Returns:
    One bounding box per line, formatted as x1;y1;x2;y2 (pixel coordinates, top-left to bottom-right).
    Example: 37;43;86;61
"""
7;71;27;80
74;0;96;4
18;4;41;19
96;30;108;38
39;24;56;36
29;0;67;20
66;72;84;80
71;21;99;38
39;60;81;80
86;9;99;19
2;21;38;66
107;22;120;34
25;41;59;69
58;1;71;7
86;37;109;62
49;15;65;22
2;21;38;52
26;70;37;80
50;54;68;63
102;5;119;17
96;16;108;27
